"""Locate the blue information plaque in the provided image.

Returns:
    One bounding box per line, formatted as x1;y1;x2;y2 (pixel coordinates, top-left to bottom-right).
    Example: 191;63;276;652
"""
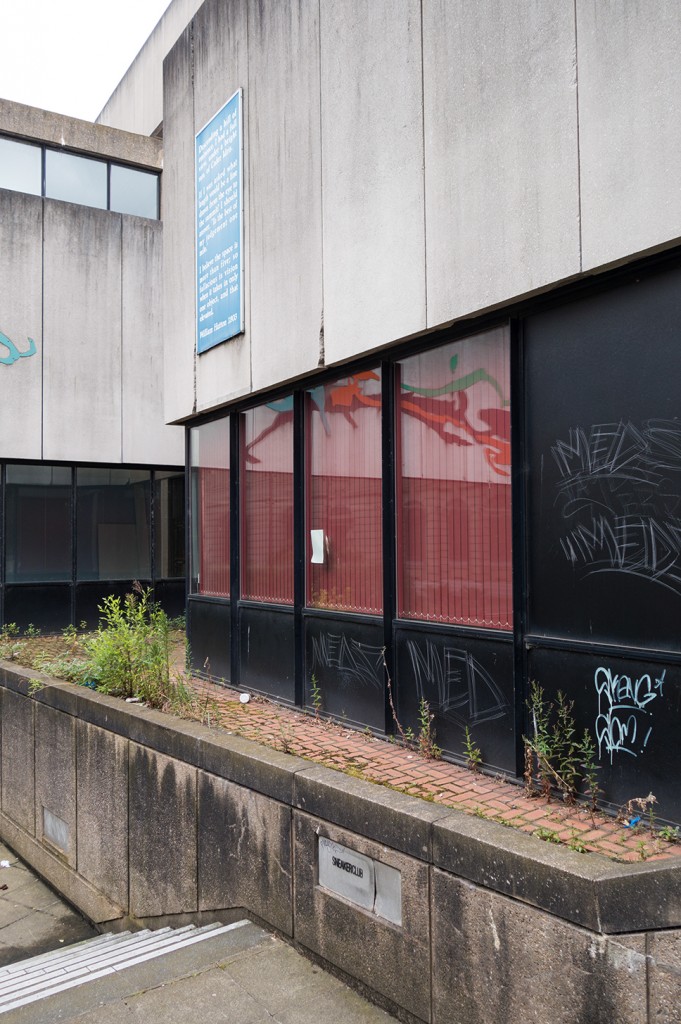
195;89;244;353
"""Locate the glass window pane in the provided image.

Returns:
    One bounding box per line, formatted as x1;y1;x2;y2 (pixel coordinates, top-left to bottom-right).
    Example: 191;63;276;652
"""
0;138;41;195
241;400;294;604
190;420;230;597
45;150;107;209
110;164;158;218
397;327;512;629
76;468;151;580
154;471;185;579
5;465;72;582
307;371;383;615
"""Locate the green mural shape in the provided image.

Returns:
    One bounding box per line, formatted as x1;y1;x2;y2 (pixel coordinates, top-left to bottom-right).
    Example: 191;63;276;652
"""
0;330;36;366
401;354;509;406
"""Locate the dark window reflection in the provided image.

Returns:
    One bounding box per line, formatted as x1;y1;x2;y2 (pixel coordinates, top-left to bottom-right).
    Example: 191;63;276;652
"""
5;465;72;582
154;471;185;578
76;468;151;581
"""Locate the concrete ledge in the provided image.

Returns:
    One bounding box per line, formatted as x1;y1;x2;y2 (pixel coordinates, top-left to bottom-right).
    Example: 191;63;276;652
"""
294;763;452;861
433;808;681;934
0;811;124;925
198;730;308;805
0;663;307;805
3;661;681;937
0;98;162;168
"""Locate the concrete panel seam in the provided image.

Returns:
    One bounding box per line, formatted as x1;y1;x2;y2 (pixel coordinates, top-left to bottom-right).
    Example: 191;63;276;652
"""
419;0;427;327
573;0;583;273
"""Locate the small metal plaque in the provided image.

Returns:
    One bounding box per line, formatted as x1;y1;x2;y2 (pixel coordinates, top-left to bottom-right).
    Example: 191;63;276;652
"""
318;837;401;924
43;808;69;852
319;838;375;910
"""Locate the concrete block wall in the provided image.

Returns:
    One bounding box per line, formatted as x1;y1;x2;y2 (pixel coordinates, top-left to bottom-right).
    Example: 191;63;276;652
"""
96;0;206;137
0;99;182;466
160;0;681;423
2;662;681;1023
0;189;182;465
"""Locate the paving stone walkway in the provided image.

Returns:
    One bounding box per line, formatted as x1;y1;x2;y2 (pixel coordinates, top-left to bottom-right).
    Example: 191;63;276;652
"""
0;842;96;968
187;676;681;865
0;848;398;1024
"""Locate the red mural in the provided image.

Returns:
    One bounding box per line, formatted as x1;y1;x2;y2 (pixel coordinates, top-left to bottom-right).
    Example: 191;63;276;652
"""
199;333;512;625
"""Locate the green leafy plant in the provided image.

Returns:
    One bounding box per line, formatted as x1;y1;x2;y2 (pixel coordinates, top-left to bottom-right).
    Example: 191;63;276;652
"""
523;681;600;806
384;648;441;758
80;583;181;710
659;825;680;843
636;839;649;861
309;673;323;718
0;623;23;661
463;726;483;772
579;728;602;816
534;826;561;844
567;828;588;854
416;698;442;759
23;623;41;638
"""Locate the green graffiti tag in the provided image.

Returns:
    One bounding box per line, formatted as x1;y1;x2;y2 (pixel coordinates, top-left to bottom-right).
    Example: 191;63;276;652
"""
0;330;36;366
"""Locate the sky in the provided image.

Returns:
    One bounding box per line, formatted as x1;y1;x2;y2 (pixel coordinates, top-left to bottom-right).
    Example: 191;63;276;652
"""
0;0;173;122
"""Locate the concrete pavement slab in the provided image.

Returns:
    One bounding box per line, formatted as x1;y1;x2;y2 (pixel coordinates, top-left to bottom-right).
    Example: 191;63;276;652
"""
0;842;96;968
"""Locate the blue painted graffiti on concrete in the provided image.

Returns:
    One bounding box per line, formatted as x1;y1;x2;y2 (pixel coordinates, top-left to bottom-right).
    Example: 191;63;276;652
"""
0;329;36;366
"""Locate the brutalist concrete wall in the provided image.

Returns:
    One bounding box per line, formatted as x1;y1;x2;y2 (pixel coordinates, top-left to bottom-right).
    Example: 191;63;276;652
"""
96;0;205;137
2;664;681;1024
161;0;681;424
0;193;182;466
0;99;182;466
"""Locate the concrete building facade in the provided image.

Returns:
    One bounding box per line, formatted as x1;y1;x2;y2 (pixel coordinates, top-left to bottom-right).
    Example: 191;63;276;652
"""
0;101;185;627
3;0;681;819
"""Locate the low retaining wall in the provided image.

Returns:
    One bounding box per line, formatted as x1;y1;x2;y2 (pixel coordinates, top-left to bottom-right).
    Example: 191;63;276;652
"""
1;662;681;1023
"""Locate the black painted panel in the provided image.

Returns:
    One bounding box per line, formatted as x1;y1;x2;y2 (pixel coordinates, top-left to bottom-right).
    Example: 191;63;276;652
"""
239;605;295;702
304;614;385;730
529;645;681;824
4;584;72;633
394;623;515;773
154;579;186;622
75;580;151;630
188;597;231;681
525;264;681;651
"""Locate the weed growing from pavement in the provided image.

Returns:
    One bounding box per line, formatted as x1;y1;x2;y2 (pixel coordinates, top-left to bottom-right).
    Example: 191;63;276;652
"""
534;826;561;844
384;648;441;759
7;618;681;863
524;681;600;806
463;726;483;772
309;674;323;718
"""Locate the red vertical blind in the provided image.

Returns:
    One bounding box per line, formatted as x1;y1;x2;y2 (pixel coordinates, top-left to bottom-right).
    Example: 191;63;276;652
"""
241;401;294;603
397;328;512;629
307;372;383;615
190;419;230;597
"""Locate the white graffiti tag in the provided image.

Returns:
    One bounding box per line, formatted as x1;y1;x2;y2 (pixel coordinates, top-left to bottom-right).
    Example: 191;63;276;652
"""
594;666;665;763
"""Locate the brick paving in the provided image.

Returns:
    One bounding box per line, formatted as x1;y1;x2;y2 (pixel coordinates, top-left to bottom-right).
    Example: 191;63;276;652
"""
186;674;681;865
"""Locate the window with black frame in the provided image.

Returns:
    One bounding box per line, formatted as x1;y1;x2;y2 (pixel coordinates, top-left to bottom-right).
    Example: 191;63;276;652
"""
0;135;159;218
5;465;72;583
76;468;151;581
